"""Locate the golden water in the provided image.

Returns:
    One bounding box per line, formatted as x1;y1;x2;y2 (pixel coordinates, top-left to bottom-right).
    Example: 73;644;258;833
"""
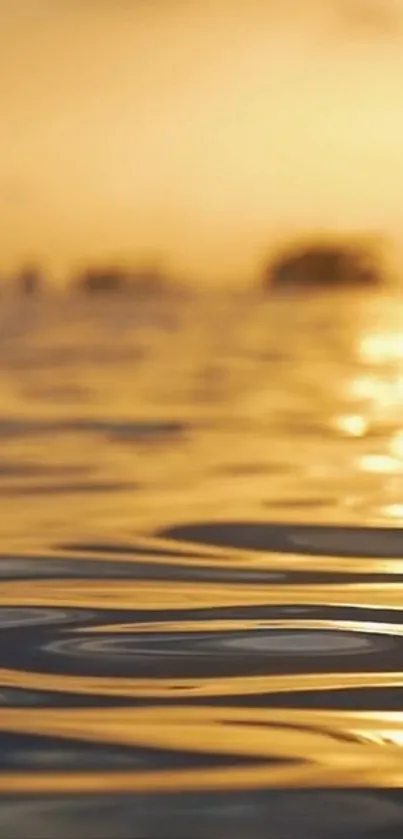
1;289;403;838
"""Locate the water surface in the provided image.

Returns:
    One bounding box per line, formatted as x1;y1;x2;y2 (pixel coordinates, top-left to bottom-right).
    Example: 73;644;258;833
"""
1;290;403;838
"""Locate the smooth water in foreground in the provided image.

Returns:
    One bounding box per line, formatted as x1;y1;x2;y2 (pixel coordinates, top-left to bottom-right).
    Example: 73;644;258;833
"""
1;289;403;838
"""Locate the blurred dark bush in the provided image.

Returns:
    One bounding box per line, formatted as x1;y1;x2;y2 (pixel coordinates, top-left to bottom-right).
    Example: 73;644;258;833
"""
263;240;384;292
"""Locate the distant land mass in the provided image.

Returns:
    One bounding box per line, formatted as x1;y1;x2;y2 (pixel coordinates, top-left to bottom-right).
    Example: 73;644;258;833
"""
0;233;394;296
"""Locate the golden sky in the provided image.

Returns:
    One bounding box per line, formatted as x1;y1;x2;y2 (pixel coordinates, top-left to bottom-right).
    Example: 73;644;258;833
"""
2;0;403;284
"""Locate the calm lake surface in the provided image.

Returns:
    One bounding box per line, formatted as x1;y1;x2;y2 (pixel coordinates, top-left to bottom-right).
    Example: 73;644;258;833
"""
1;289;403;838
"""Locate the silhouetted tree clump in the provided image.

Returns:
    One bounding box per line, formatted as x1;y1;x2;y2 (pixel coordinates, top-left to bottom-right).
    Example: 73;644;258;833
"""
264;241;383;292
74;266;176;296
74;268;128;294
18;265;43;295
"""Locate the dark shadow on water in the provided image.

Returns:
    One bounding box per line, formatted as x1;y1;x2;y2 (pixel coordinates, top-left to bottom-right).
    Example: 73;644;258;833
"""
1;790;403;839
159;522;403;558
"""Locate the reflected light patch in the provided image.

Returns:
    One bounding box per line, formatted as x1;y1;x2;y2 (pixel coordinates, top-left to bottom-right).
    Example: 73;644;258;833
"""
359;454;403;474
390;431;403;459
348;376;383;401
360;333;403;363
348;375;403;411
353;730;403;747
382;504;403;519
335;414;368;437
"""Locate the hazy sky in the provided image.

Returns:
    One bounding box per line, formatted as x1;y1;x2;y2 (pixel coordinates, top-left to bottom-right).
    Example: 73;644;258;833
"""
2;0;403;284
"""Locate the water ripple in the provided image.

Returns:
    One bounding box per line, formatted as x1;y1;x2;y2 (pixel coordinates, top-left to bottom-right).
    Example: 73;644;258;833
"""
159;523;403;558
1;294;403;836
